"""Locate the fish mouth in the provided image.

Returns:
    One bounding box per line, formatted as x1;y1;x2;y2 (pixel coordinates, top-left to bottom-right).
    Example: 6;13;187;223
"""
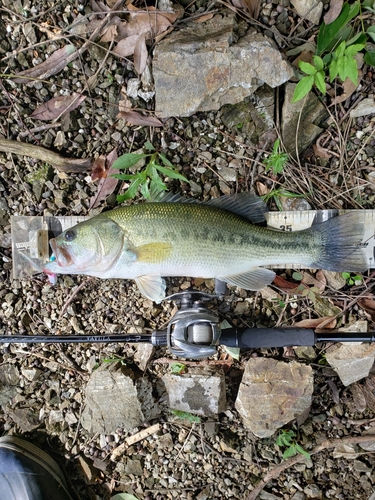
50;238;73;267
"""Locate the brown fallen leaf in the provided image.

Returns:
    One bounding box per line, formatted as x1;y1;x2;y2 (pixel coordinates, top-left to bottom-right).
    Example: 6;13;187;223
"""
330;78;358;106
193;13;214;22
118;110;163;127
133;33;148;75
100;23;118;42
313;142;332;159
31;93;86;121
242;0;261;18
116;5;172;40
89;149;119;210
113;34;140;57
323;0;344;25
293;316;337;329
358;297;375;321
13;45;76;84
273;275;299;291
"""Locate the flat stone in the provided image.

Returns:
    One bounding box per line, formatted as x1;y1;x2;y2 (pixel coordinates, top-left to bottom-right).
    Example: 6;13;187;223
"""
153;12;293;118
281;83;328;157
160;367;226;416
350;97;375;118
9;408;41;433
81;362;160;434
0;364;20;409
235;358;313;437
325;338;375;386
290;0;323;24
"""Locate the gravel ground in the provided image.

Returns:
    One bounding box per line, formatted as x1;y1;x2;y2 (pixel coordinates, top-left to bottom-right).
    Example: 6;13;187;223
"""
1;1;375;499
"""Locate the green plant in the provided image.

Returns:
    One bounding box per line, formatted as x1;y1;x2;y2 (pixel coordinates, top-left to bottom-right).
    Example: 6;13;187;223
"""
342;272;362;285
170;410;201;423
293;1;372;102
112;142;189;203
276;429;310;459
171;362;187;374
261;188;305;211
263;139;289;175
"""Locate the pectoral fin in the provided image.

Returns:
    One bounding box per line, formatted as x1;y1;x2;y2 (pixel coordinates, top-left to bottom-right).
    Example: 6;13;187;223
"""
136;242;172;263
219;267;275;291
135;275;166;303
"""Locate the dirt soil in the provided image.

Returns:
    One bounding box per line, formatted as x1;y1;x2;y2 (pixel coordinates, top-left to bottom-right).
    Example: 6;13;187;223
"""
1;1;375;499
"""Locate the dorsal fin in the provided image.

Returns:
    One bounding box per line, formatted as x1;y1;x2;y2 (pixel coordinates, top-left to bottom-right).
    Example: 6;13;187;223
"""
155;192;268;224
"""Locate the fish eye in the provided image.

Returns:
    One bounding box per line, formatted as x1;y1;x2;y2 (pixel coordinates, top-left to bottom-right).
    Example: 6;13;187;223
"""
64;230;76;242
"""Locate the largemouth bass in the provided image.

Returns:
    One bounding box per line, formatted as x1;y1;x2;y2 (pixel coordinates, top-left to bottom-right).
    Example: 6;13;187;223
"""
43;194;366;302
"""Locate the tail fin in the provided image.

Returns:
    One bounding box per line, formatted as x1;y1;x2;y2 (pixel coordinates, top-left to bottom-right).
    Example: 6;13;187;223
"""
309;212;367;272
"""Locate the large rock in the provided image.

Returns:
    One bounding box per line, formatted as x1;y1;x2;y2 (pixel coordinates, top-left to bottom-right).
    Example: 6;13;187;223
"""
235;358;313;438
159;367;226;416
326;335;375;387
153;11;293;118
81;362;160;434
281;82;328;157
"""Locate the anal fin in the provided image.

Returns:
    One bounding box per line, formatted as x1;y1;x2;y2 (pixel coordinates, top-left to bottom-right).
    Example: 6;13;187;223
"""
219;267;275;291
135;275;166;303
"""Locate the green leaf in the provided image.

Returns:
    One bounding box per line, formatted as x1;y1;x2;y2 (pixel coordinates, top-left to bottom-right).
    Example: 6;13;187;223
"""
154;164;189;181
335;41;346;58
283;445;298;458
337;56;347;81
367;26;375;42
170;410;201;423
316;2;360;55
329;59;339;81
314;71;326;94
110;494;139;500
292;271;303;281
140;180;151;199
171;362;186;374
224;346;241;360
158;153;174;168
345;43;365;56
112;153;147;170
346;32;367;47
299;61;316;75
364;50;375;66
292;75;314;102
345;57;358;85
312;55;324;72
144;141;155;151
273;138;281;154
116;177;142;202
294;443;311;458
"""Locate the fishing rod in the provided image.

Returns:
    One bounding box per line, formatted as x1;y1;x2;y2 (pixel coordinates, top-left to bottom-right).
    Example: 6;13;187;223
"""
1;291;374;359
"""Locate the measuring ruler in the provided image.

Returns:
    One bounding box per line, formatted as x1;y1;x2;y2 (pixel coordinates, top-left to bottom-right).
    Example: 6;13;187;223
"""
10;210;375;279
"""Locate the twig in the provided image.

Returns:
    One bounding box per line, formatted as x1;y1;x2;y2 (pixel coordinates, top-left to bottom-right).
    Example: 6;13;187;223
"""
0;138;92;173
58;278;92;320
245;434;375;500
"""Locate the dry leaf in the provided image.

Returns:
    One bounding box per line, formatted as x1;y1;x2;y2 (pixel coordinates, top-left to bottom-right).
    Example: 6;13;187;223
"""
89;149;119;209
113;35;140;57
90;156;106;182
330;78;358;105
323;0;344;25
293;316;337;329
13;45;76;84
116;5;172;39
193;13;214;23
313;142;332;159
273;275;299;291
118;110;163;127
332;443;360;459
31;93;86;121
133;34;148;75
358;297;375;321
118;96;133;113
100;24;118;42
255;181;269;197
